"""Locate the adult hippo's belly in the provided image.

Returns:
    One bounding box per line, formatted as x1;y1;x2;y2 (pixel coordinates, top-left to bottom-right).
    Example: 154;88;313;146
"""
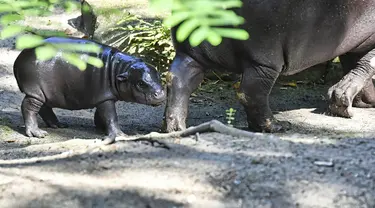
163;0;375;133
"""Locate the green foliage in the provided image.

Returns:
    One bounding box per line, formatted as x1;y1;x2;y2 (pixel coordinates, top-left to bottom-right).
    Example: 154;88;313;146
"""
149;0;249;47
107;14;175;74
0;0;248;69
332;57;340;63
225;108;237;127
0;0;103;70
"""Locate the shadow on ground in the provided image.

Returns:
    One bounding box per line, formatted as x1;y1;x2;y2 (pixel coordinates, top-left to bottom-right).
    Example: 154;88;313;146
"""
1;130;374;207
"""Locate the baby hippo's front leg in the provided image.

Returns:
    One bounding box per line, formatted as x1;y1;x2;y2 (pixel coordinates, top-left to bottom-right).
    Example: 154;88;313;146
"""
96;100;126;144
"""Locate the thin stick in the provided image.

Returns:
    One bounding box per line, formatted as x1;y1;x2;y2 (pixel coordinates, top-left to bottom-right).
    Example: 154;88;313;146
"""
0;120;272;166
114;119;269;143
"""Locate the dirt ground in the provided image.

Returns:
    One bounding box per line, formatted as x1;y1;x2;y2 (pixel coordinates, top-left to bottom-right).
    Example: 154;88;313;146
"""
1;1;375;208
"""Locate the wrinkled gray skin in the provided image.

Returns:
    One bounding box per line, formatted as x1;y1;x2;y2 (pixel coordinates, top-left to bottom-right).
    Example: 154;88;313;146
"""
163;0;375;133
14;37;165;144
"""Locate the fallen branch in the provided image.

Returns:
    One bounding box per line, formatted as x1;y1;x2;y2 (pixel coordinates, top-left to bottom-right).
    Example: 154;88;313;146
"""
0;120;272;166
0;146;102;166
114;119;269;142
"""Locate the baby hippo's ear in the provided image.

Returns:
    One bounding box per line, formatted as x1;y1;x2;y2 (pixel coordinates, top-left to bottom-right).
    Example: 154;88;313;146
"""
116;72;129;82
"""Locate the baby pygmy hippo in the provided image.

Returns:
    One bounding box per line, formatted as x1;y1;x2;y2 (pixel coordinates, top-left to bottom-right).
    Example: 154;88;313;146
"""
13;37;166;144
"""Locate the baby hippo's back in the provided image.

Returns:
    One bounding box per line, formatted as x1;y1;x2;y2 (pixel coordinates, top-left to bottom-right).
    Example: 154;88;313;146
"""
13;43;116;110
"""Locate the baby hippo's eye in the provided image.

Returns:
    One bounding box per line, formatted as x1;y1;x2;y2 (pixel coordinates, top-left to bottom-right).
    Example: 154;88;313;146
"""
137;81;147;88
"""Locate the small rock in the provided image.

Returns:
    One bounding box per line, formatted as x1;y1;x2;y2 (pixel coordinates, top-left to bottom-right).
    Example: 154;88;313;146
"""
313;160;334;167
233;179;241;185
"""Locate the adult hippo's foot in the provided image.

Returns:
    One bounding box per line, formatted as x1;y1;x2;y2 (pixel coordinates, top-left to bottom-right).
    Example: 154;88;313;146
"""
237;62;291;133
162;53;204;133
95;100;127;144
352;79;375;108
328;51;375;118
21;96;49;138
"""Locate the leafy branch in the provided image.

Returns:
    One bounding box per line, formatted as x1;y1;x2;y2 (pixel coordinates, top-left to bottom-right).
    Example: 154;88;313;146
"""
0;0;249;69
150;0;249;46
105;13;175;78
0;0;103;70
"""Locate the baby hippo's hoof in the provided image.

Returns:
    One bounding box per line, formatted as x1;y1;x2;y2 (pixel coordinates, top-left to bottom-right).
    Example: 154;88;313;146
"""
102;132;128;145
102;137;115;145
259;119;291;133
26;128;48;138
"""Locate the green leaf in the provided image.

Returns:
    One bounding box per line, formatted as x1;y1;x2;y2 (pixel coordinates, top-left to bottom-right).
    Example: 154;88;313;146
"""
0;25;25;39
50;43;102;53
176;17;201;42
211;0;243;9
189;26;209;47
64;1;79;13
86;56;104;68
206;30;222;46
163;11;190;28
15;34;45;49
82;2;92;13
205;10;245;26
149;0;174;12
61;52;87;71
12;1;48;8
29;29;67;37
0;14;24;25
0;4;15;13
35;45;57;61
332;57;340;63
212;28;249;40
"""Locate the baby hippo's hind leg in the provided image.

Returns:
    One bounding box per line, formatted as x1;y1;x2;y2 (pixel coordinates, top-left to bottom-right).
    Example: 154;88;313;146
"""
39;105;68;128
21;96;48;138
94;109;105;131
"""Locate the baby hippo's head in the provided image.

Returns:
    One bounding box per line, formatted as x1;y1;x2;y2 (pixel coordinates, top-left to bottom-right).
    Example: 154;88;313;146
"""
116;61;166;106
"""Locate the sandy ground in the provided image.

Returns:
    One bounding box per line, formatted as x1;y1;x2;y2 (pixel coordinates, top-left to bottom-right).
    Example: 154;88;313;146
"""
1;1;375;207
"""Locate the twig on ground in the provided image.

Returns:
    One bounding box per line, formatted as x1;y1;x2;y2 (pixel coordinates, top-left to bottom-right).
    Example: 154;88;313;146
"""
0;146;102;166
115;119;267;142
0;120;271;166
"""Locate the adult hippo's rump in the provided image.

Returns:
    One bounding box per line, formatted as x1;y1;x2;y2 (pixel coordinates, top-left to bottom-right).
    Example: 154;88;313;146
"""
163;0;375;133
14;37;165;144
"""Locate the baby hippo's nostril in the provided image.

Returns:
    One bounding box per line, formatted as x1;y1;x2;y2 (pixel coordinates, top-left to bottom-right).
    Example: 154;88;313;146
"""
154;89;166;100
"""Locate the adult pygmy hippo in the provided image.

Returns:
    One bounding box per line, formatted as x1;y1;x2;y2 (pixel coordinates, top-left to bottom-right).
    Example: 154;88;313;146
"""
14;37;165;144
163;0;375;133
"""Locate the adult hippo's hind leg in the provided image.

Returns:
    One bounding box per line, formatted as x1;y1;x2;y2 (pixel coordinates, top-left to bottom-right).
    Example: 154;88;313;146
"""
354;79;375;107
339;53;375;108
328;51;375;117
21;96;48;138
162;53;204;132
39;105;68;128
238;62;291;132
96;100;126;144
